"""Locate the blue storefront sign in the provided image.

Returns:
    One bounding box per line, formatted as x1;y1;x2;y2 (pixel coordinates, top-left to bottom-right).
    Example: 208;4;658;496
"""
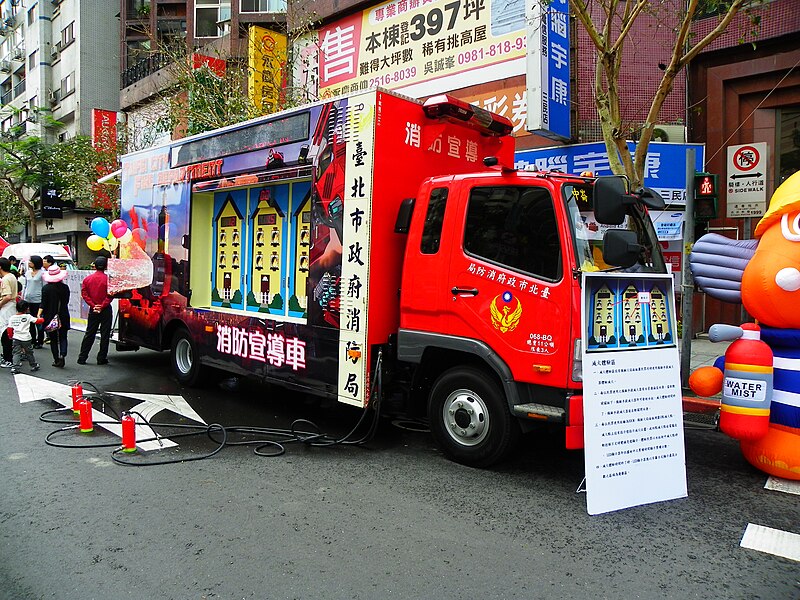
525;0;571;140
514;141;705;208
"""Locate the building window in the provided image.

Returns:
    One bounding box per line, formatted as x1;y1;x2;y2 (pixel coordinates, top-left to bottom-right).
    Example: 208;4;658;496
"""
28;49;36;70
241;0;286;12
27;5;36;26
778;108;800;186
61;22;74;47
195;1;230;38
60;71;74;97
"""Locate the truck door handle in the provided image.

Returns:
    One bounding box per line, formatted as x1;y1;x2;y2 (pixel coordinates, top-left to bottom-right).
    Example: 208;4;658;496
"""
451;287;479;296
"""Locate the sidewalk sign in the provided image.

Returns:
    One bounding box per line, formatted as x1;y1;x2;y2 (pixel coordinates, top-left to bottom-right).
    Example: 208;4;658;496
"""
726;142;768;218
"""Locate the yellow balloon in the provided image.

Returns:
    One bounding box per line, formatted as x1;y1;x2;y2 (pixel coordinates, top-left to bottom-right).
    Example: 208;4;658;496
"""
87;235;104;251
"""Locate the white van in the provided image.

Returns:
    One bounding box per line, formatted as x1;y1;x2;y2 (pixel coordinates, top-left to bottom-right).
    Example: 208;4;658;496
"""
1;243;76;270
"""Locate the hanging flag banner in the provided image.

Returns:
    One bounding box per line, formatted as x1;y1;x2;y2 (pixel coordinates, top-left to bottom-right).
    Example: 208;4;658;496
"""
248;26;288;114
581;272;687;515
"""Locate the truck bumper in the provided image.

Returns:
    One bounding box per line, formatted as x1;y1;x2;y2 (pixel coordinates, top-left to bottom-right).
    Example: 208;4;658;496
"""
565;394;584;449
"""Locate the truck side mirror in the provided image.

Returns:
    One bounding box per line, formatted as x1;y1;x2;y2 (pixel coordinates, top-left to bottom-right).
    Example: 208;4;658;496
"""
636;187;665;210
602;229;642;268
395;198;415;233
594;176;633;225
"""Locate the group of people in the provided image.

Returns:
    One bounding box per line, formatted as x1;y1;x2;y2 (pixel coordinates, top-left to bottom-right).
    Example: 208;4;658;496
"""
1;254;114;373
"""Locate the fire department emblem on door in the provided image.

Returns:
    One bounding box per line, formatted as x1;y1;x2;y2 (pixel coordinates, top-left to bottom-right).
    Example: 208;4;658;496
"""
490;291;522;333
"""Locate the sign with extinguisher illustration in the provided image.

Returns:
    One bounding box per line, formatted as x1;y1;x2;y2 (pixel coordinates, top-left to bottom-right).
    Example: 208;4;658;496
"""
580;272;687;515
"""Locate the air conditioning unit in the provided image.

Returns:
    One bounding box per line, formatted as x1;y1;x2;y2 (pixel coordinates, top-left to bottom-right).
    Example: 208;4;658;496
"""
50;45;59;58
0;25;8;36
11;48;23;61
0;60;11;73
48;90;60;104
652;124;686;144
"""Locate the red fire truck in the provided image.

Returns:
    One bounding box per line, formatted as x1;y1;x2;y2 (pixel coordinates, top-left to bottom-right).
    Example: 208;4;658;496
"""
117;89;666;466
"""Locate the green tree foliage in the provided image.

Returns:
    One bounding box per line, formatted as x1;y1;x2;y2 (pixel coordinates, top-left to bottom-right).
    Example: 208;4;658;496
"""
0;112;114;241
144;34;310;139
569;0;764;188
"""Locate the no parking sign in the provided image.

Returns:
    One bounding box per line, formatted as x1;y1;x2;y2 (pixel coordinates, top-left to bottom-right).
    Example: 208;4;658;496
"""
726;142;768;218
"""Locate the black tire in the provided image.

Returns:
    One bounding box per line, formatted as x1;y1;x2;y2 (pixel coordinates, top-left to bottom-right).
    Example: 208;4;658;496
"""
170;328;204;386
428;366;521;467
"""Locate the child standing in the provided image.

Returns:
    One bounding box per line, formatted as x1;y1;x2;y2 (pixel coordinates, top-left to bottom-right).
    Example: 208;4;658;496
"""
7;301;43;375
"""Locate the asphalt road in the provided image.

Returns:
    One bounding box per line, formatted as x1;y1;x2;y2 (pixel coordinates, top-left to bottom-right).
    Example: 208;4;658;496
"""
1;332;798;600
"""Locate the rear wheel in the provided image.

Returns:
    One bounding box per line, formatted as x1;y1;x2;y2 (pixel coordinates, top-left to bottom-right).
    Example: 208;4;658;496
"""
171;328;204;386
428;366;521;467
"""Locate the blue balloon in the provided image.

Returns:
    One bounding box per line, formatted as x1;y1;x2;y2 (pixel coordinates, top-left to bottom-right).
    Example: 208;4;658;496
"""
90;217;110;238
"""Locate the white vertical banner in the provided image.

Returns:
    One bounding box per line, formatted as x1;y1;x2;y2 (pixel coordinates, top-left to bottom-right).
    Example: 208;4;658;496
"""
337;92;377;407
581;272;687;515
525;0;545;133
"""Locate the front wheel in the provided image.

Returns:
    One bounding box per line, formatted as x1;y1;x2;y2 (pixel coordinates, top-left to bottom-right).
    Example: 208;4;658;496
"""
171;328;204;386
428;367;521;467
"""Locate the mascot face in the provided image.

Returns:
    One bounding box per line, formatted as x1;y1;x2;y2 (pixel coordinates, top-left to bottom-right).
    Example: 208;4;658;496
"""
741;171;800;329
742;209;800;328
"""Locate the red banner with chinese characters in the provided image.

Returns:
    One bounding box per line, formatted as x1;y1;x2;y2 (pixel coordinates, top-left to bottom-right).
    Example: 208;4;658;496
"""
92;108;118;210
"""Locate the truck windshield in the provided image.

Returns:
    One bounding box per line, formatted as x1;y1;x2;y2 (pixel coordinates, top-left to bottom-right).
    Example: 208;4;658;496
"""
563;182;666;273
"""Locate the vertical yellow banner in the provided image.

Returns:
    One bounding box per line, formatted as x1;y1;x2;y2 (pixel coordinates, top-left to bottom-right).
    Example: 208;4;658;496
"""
248;25;288;114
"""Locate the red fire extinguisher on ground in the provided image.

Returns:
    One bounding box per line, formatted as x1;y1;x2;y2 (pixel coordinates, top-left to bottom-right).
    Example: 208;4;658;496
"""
78;398;93;434
121;413;136;453
71;382;83;415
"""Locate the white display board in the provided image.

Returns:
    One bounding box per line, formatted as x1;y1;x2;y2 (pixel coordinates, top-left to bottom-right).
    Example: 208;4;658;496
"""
726;142;768;218
581;272;687;515
66;269;120;341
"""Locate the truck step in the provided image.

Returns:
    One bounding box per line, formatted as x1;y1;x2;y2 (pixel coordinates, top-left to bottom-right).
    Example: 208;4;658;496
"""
512;403;565;422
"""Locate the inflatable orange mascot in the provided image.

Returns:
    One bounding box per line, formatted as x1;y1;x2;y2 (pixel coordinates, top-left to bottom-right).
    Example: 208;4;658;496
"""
689;171;800;480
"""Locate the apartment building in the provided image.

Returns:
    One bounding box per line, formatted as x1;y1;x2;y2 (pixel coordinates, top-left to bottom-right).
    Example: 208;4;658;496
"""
0;0;119;140
0;0;119;255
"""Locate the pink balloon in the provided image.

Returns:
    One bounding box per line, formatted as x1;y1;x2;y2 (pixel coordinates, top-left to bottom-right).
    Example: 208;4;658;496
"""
111;219;128;238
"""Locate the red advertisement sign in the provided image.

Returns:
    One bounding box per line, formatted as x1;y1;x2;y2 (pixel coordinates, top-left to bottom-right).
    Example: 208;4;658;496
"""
92;108;118;209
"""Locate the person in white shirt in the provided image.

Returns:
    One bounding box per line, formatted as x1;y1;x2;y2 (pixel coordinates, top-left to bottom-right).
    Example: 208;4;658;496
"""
23;255;45;347
0;257;19;368
7;300;43;374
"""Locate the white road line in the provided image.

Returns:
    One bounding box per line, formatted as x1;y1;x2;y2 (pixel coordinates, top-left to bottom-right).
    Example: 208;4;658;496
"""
765;476;800;495
740;524;800;562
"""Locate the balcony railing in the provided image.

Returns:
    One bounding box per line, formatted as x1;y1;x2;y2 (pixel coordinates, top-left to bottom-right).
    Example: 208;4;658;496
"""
13;78;24;97
121;52;170;88
1;89;11;104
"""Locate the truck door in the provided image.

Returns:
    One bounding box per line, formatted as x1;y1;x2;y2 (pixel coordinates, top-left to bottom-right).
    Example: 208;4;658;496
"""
443;183;573;388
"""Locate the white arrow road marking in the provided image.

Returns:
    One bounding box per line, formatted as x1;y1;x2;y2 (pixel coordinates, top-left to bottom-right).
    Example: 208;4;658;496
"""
741;523;800;562
11;374;195;451
108;391;206;425
764;476;800;495
109;391;207;452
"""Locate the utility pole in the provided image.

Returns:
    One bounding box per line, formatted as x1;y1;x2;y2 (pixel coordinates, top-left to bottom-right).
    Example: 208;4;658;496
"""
680;148;695;387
